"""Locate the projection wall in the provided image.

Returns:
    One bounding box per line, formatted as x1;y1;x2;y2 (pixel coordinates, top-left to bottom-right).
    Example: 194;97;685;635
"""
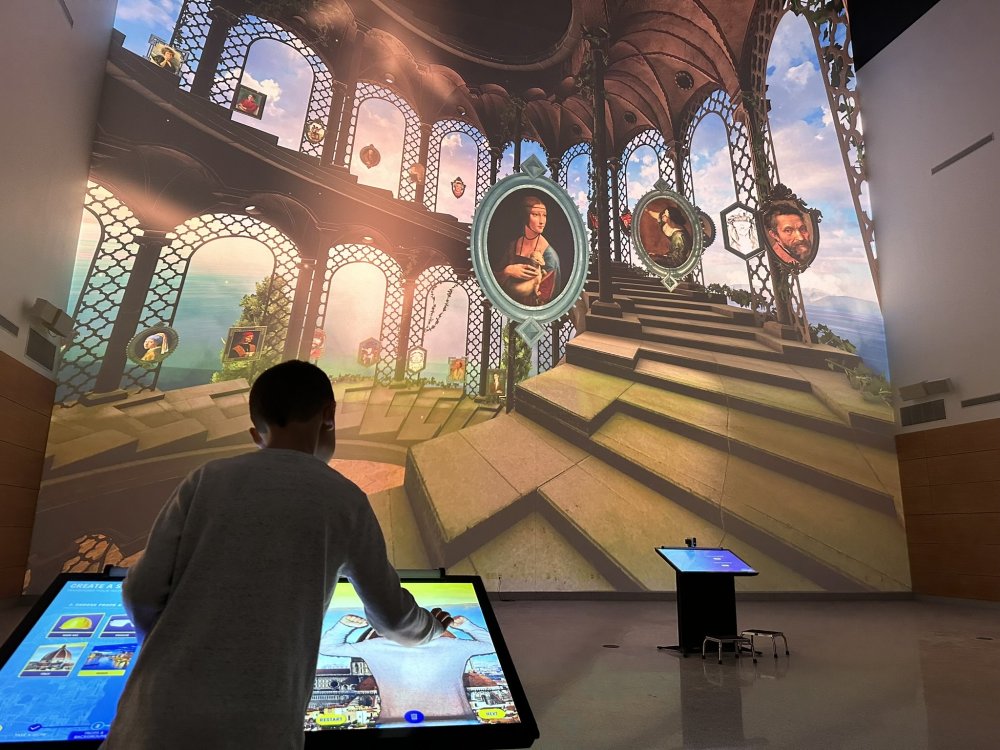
25;0;908;595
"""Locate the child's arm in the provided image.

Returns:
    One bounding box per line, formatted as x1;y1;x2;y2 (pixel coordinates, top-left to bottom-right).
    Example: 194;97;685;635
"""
121;473;194;642
341;499;443;647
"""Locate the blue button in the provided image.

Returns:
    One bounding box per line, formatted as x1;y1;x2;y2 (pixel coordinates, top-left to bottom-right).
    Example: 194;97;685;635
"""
404;711;424;724
28;724;42;732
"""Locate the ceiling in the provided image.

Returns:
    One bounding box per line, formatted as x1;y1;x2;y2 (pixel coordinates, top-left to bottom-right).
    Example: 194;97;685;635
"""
259;0;771;155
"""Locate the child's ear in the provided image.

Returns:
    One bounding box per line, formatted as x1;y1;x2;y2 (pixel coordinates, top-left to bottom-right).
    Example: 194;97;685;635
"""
249;426;265;448
321;402;336;430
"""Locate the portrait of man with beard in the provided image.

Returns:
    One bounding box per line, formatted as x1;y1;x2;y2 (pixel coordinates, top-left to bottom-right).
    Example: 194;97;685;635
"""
763;204;817;270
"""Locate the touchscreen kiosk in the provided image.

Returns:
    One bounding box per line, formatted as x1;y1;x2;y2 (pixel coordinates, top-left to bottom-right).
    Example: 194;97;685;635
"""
654;547;757;654
655;547;757;575
0;573;537;749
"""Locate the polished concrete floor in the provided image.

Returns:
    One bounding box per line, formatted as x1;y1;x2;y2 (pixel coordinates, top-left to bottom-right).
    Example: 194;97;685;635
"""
3;596;999;749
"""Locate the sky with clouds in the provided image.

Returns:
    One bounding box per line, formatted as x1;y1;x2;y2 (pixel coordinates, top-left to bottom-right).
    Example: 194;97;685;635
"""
679;13;878;305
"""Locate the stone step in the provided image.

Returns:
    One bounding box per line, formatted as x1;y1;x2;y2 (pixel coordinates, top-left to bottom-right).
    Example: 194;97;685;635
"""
405;411;875;591
358;388;421;437
537;456;820;592
639;322;785;360
516;365;896;515
588;412;909;589
568;330;805;389
632;302;758;327
565;333;894;445
635;311;763;341
45;429;139;476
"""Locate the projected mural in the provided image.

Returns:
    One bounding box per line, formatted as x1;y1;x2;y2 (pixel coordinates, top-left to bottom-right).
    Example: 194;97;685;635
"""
30;0;906;598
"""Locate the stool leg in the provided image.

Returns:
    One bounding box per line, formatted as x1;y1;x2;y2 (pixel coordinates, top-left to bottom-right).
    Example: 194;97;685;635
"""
781;633;789;655
772;637;778;659
702;639;707;660
718;641;722;664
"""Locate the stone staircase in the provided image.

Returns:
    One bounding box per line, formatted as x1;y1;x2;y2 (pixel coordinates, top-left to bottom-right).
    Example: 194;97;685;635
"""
401;273;910;593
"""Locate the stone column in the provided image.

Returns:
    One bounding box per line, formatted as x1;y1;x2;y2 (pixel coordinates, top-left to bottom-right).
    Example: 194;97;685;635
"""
88;231;169;402
190;6;235;99
415;121;432;207
394;274;417;382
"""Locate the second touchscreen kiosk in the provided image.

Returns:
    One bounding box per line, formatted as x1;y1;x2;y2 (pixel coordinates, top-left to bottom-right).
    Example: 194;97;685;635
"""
655;547;758;654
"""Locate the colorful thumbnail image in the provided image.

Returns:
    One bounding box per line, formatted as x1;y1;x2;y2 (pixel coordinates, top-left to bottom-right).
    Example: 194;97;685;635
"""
78;643;137;676
19;642;88;677
305;657;381;731
47;613;104;638
99;615;136;639
465;653;520;724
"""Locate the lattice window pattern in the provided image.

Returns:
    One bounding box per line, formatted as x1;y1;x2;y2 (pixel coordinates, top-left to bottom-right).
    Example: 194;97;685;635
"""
405;265;486;394
424;120;490;213
318;244;404;384
130;214;301;392
56;182;143;404
536;316;576;374
346;82;421;202
559;141;592;189
619;128;674;266
679;89;778;320
207;14;333;158
803;0;879;297
170;0;213;91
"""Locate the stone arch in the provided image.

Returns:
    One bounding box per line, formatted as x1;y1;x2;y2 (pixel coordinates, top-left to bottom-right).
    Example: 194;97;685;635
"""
318;244;404;384
346;82;422;202
425;119;490;212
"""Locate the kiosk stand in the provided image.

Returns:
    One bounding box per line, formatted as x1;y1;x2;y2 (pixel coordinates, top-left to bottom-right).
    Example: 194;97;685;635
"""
653;547;758;655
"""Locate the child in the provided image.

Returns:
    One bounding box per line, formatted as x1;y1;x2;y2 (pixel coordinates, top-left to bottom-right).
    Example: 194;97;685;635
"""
102;360;450;749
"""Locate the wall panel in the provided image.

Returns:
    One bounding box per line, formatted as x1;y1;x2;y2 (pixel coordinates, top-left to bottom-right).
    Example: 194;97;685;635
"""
899;417;1000;601
0;351;54;599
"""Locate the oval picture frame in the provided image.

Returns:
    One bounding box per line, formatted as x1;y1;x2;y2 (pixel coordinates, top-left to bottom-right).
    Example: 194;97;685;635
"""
470;155;589;346
630;181;704;289
127;325;180;370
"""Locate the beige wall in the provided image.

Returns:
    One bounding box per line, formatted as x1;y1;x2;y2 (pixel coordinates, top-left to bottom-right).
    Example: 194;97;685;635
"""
859;0;1000;431
0;0;114;596
0;0;115;376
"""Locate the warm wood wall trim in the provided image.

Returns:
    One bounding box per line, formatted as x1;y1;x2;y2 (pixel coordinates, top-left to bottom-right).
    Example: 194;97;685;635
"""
0;350;56;599
898;418;1000;602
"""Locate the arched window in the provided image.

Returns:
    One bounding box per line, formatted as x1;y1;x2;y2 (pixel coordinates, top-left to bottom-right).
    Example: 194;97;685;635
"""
497;140;548;179
431;131;482;222
346;83;421;201
231;39;314;150
766;12;887;375
207;14;333;157
688;114;741;288
319;261;389;380
156;237;276;390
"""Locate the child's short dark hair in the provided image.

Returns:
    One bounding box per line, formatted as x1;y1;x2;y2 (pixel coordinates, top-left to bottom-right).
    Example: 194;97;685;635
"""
249;360;334;430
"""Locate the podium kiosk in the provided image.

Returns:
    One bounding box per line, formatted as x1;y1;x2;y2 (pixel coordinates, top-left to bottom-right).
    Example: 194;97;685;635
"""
654;547;758;654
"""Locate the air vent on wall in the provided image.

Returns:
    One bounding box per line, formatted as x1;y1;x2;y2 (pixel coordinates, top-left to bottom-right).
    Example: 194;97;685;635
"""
900;399;946;427
0;312;18;337
961;392;1000;408
25;328;58;371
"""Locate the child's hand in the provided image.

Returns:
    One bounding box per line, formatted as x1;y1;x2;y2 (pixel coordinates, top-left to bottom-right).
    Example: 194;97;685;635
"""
431;607;454;629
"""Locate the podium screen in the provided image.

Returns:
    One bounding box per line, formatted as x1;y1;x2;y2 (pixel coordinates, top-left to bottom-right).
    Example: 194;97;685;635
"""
655;547;757;575
0;574;537;749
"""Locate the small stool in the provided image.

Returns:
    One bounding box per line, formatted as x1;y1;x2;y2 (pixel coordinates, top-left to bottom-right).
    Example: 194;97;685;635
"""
740;629;789;658
702;635;755;664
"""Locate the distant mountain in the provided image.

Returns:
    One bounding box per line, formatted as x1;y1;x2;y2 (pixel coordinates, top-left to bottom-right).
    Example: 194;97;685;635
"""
806;295;881;318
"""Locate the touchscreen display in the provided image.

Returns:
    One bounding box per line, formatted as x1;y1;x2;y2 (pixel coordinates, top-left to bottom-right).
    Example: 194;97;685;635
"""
0;578;526;744
308;580;521;731
0;579;134;743
655;547;757;574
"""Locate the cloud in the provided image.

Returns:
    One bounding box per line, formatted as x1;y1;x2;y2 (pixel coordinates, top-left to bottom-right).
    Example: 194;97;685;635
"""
116;0;180;28
785;61;813;88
